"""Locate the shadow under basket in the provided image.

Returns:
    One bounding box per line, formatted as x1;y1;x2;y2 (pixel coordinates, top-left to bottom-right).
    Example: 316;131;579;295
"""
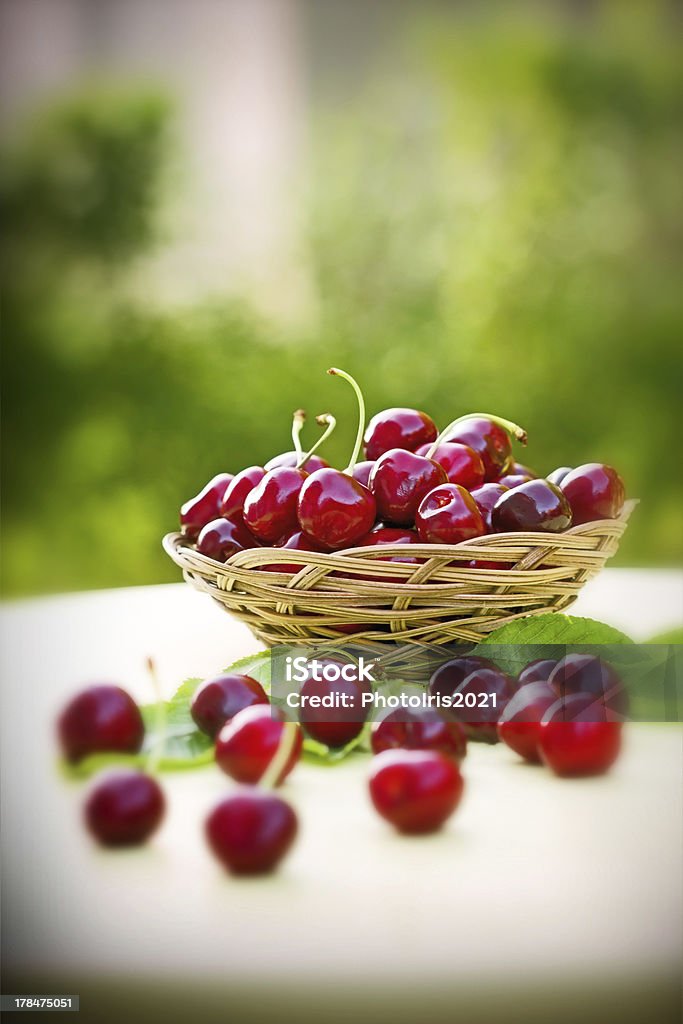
163;501;635;648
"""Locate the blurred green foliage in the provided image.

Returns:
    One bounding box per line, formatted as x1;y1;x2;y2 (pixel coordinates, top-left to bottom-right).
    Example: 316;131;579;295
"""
2;4;682;596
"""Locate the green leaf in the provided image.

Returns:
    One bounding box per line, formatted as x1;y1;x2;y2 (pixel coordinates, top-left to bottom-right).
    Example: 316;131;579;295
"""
646;627;683;645
302;722;371;765
222;650;272;691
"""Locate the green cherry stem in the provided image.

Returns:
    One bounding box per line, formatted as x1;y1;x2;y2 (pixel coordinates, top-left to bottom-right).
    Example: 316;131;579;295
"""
297;413;337;469
145;656;167;775
426;413;528;460
328;367;366;474
259;720;299;789
291;409;306;463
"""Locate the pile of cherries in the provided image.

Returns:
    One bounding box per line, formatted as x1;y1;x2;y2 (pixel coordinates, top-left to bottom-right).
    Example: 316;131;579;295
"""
179;368;626;571
58;650;625;874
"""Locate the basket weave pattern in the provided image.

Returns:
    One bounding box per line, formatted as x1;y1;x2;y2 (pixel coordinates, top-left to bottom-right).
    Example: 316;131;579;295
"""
163;502;634;647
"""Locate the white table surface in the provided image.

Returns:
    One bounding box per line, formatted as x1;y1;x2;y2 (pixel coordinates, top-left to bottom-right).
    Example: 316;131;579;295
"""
1;570;682;1022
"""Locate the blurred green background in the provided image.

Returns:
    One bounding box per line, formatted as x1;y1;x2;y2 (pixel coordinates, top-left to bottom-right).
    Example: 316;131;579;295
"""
1;0;682;597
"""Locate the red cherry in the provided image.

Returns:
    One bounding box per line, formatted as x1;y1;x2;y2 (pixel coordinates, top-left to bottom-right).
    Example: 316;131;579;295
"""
265;451;329;473
196;516;259;562
510;462;537;478
220;466;266;520
497;681;557;762
496;472;534;489
469;483;509;531
180;473;234;539
447;666;516;743
297;658;371;748
352;461;375;488
215;706;302;785
369;750;464;834
191;673;269;738
84;770;165;847
547;466;573;487
58;685;144;763
206;790;298;875
243;467;308;543
369;449;447;526
415;484;485;544
518;659;558;686
364;408;437;462
415;442;485;490
443;416;514;481
548;654;628;716
371;708;467;760
560;463;625;525
349;526;421;581
538;699;622;777
491;479;572;533
429;656;496;700
261;530;328;573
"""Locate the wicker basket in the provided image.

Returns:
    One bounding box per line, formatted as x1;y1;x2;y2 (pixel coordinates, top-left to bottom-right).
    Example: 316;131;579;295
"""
163;500;634;648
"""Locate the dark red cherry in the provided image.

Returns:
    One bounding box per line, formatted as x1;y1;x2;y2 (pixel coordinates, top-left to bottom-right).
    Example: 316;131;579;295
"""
443;417;514;481
415;442;485;490
497;681;557;762
297;658;371;748
243;467;308;543
416;484;485;544
351;526;421;581
261;530;328;573
215;705;302;785
180;473;234;540
369;750;464;834
206;790;298;875
560;463;625;525
547;466;573;487
371;708;467;760
469;483;509;532
265;451;329;473
496;473;534;489
298;468;376;549
364;408;437;462
191;673;269;738
491;479;572;533
543;692;613;723
548;654;628;716
220;466;266;520
447;666;516;743
58;685;144;763
518;659;558;686
538;704;622;777
369;449;447;526
429;655;496;701
196;516;259;562
352;461;375;488
84;770;165;847
510;462;537;478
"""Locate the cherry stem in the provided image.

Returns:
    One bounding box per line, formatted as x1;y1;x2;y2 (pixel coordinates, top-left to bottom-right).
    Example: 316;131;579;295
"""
426;413;528;459
291;409;306;462
328;367;366;474
259;720;299;789
145;656;167;775
297;413;336;469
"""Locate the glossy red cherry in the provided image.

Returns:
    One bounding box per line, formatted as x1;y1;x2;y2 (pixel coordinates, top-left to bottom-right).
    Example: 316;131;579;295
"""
352;461;375;487
84;770;165;847
416;484;485;544
560;463;625;525
350;526;421;581
265;451;329;473
442;416;514;481
58;685;144;763
491;479;572;533
369;750;464;834
215;705;302;785
447;665;516;743
297;658;371;748
196;516;259;562
369;449;447;526
220;466;266;520
518;659;558;685
261;530;328;573
496;472;534;489
415;442;485;490
538;710;622;777
180;473;234;540
548;654;628;716
429;655;496;700
510;462;537;478
497;681;557;762
191;674;269;738
547;466;573;487
364;408;437;462
243;467;307;543
206;790;298;875
469;483;509;532
371;708;467;760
